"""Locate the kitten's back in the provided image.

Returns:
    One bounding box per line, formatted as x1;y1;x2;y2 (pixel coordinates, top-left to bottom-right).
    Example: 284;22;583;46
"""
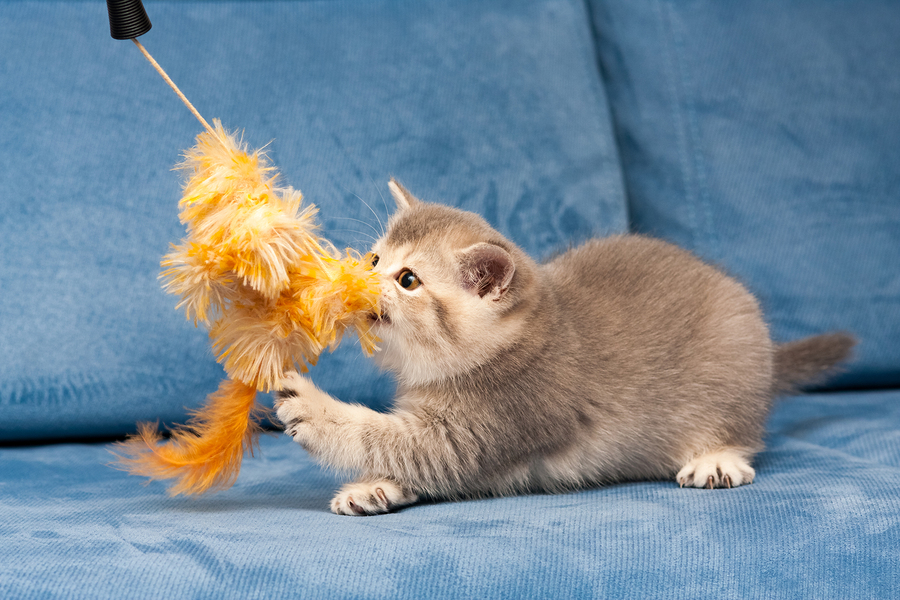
535;235;775;477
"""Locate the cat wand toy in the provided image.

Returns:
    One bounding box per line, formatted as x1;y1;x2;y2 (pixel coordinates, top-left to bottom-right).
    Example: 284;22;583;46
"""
105;0;381;495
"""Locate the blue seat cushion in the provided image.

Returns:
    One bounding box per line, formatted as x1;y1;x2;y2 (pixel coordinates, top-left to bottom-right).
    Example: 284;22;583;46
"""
0;0;627;440
2;389;899;598
589;0;900;388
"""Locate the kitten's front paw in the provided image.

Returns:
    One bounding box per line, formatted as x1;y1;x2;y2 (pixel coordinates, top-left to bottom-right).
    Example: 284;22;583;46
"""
331;480;418;516
677;449;755;489
275;372;329;446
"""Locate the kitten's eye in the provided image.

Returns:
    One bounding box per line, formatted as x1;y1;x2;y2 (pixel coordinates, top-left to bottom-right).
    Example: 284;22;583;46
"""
370;254;379;268
397;269;421;291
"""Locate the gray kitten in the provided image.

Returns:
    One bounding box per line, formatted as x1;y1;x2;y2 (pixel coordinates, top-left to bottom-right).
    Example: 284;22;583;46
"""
275;179;854;516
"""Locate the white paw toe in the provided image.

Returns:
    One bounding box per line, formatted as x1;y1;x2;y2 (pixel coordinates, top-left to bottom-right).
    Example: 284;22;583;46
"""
331;481;417;516
676;450;755;489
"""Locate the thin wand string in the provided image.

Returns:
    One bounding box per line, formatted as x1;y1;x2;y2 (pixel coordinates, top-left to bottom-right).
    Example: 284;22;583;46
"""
131;38;224;144
132;37;342;289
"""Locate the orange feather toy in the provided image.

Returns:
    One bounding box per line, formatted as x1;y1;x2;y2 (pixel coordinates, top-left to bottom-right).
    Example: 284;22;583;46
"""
112;40;380;495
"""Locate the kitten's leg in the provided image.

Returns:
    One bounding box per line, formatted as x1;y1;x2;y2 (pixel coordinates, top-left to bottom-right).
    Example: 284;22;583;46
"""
274;372;419;514
330;479;418;516
676;448;756;489
275;372;466;509
275;372;377;470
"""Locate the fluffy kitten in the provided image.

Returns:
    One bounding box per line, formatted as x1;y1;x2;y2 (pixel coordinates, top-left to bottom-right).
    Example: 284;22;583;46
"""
275;179;854;516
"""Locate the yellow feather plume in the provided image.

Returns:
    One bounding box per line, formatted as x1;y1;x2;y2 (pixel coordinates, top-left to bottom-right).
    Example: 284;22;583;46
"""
113;379;265;496
115;121;380;495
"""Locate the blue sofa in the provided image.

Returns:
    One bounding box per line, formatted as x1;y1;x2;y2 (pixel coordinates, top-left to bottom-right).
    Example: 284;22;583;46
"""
2;1;899;597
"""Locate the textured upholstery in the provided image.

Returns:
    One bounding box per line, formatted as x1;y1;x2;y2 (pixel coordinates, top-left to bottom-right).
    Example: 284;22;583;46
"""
588;0;900;388
2;390;899;599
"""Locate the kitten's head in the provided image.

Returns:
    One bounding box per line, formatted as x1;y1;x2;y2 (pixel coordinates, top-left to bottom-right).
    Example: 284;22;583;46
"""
367;179;535;386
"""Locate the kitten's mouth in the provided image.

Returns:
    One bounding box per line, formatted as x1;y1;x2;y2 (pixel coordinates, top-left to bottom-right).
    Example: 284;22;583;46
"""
369;308;391;325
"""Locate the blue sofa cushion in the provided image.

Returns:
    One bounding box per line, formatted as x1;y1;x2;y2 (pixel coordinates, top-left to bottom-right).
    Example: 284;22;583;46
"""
589;0;900;388
0;0;627;440
2;389;899;598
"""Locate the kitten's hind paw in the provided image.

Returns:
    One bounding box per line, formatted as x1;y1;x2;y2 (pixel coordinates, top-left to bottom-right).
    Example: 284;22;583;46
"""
331;480;418;516
676;449;755;489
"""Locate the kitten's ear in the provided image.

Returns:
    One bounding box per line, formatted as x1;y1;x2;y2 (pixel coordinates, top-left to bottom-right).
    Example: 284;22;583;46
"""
388;178;420;211
458;243;515;300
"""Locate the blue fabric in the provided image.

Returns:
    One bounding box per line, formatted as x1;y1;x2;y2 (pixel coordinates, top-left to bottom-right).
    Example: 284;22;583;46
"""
588;0;900;388
0;0;627;440
2;389;899;599
3;1;898;598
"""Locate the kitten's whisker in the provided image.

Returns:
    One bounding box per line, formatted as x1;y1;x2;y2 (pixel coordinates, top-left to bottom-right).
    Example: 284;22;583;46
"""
330;217;382;238
356;318;378;342
368;173;389;237
329;228;378;246
351;192;385;240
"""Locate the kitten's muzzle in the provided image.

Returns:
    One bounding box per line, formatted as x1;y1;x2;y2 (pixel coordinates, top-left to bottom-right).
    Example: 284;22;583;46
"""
370;308;391;325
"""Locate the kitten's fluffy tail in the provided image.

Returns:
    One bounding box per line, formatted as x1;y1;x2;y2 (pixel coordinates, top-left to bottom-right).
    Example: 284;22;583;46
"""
772;332;857;395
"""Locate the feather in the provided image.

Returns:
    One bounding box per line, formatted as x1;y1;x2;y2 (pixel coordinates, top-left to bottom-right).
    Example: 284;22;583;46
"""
117;121;380;494
112;379;264;496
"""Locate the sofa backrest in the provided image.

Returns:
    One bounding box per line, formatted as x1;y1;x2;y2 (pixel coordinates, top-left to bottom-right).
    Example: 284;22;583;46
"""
0;0;627;441
4;0;897;443
589;0;900;388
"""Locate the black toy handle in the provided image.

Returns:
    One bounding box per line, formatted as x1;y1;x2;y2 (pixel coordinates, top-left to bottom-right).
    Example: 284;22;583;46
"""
106;0;222;142
107;0;152;40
